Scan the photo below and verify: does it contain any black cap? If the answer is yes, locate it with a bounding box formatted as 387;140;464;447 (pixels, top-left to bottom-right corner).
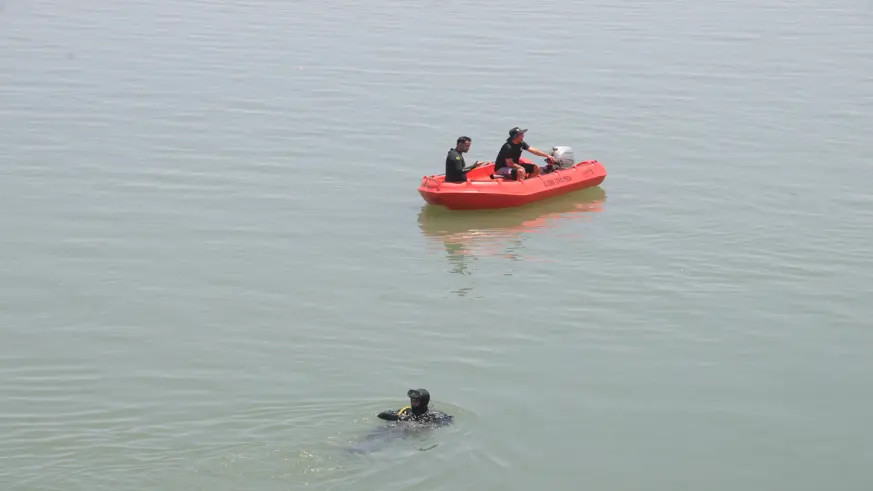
508;127;528;138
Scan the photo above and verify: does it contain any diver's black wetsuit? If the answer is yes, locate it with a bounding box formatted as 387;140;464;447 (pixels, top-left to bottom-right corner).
376;389;453;427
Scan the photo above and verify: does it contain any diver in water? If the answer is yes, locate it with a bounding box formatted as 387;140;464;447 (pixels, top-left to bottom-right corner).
347;389;451;454
376;389;452;426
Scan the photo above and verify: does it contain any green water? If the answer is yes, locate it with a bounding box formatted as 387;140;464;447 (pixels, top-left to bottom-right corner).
2;0;871;489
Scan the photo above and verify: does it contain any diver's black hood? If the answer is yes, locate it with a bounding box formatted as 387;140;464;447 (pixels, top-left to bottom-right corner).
408;388;430;416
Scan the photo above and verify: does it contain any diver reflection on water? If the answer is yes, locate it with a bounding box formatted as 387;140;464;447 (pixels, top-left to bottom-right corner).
417;186;607;275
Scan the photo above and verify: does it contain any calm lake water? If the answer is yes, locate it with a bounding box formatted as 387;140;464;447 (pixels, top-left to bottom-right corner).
2;0;872;489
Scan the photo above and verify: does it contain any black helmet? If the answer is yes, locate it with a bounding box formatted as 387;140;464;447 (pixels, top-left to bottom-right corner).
407;388;430;405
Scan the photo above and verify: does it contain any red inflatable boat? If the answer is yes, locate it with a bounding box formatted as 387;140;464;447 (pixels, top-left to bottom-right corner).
418;157;607;211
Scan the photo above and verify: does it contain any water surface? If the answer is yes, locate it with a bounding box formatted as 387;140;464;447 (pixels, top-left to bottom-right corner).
2;0;872;489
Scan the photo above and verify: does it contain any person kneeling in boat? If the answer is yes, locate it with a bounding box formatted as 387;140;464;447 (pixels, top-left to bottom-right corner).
493;127;556;180
377;389;453;426
445;136;485;183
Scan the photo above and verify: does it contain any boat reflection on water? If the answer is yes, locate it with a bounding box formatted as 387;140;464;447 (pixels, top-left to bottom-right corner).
417;187;607;275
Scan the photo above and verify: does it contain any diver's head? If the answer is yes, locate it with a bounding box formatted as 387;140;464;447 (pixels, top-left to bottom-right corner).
407;388;430;415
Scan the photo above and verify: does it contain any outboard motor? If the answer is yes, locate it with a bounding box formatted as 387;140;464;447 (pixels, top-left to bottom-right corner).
550;146;575;168
542;146;575;174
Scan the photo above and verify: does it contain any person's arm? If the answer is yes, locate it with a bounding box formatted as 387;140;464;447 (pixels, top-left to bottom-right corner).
525;145;555;161
464;160;485;171
435;412;453;425
377;410;400;421
520;141;554;162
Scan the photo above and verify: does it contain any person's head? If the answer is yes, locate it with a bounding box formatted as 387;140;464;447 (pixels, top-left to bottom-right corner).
456;136;472;153
407;388;430;415
508;127;527;144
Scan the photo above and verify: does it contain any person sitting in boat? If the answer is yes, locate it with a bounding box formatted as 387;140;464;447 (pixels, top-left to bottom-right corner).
493;127;556;180
377;388;453;426
445;136;485;183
